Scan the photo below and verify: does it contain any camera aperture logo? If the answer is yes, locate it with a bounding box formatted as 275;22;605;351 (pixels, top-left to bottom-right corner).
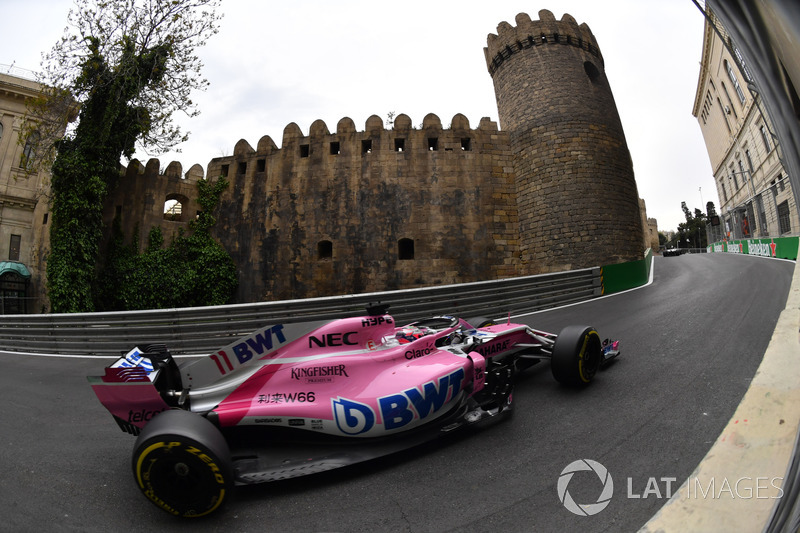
557;459;614;516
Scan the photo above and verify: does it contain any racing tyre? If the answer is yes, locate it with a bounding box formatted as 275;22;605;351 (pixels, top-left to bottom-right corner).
467;316;496;328
132;409;233;518
551;325;602;387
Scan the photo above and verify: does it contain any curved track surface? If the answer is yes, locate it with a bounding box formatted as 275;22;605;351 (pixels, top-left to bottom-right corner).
1;253;795;532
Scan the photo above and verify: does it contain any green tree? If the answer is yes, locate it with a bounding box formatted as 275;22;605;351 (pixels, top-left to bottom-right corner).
676;201;709;249
96;176;237;311
29;0;222;312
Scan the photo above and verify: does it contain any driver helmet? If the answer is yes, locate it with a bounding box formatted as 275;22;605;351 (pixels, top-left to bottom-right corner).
396;326;426;344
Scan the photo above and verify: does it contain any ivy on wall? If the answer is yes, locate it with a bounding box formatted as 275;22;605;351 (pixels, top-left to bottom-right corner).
96;177;237;311
32;0;222;312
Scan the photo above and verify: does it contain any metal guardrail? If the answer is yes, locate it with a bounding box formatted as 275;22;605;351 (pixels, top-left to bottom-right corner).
0;267;601;356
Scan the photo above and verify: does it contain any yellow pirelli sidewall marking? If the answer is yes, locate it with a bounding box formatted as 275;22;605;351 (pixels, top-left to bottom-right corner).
136;441;179;488
577;330;599;383
135;440;227;518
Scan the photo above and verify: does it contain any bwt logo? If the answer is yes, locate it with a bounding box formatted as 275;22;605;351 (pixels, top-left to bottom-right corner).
557;459;614;516
332;397;375;435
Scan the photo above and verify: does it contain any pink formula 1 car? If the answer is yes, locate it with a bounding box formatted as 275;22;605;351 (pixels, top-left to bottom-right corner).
88;305;619;517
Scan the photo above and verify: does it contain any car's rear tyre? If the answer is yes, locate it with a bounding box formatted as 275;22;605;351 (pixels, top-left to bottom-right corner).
132;409;233;518
551;325;602;386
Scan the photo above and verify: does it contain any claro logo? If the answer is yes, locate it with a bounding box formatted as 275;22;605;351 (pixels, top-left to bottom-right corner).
405;345;433;359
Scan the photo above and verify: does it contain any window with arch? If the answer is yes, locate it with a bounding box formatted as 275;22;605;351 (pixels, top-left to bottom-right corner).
745;149;754;172
163;193;189;221
725;60;746;104
717;98;731;133
398;238;414;260
778;200;791;234
20;130;39;169
9;234;21;261
760;124;772;153
720;81;738;118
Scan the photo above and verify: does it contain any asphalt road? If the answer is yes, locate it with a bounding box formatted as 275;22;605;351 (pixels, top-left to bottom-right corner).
0;253;794;532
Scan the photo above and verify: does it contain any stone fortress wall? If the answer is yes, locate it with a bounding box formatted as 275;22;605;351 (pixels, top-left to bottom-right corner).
102;10;644;304
485;10;643;271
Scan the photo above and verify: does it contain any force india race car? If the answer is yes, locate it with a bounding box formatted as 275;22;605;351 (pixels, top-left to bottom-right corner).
88;305;620;517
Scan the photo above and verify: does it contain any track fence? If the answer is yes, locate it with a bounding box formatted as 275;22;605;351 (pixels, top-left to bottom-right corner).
0;267;601;356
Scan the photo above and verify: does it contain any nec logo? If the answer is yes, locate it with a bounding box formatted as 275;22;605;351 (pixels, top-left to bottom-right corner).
309;332;358;348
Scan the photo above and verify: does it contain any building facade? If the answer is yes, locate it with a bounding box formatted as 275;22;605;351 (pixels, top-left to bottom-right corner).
692;10;798;241
0;68;54;313
704;0;800;239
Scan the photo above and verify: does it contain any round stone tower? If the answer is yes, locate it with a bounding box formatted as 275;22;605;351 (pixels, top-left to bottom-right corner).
485;10;643;272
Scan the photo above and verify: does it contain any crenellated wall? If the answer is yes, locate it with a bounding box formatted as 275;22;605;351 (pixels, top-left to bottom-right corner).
102;159;205;249
103;113;521;302
100;10;645;305
208;113;519;301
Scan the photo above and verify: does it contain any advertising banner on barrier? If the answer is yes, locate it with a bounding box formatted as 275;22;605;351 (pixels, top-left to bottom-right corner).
707;236;799;260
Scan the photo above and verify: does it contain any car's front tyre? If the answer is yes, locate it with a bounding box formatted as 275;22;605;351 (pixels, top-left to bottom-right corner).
551;325;602;386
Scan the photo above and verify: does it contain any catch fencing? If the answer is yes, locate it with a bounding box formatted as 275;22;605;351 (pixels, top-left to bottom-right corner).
0;267;601;356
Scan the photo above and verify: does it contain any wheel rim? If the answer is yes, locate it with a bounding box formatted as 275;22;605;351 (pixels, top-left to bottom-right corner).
579;333;601;382
136;440;227;517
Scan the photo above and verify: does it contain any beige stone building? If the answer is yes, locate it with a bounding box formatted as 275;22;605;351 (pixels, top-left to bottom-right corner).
639;198;659;252
0;67;55;313
692;11;798;241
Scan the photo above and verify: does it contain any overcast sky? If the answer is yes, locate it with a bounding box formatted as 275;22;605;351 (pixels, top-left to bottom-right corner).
1;0;715;232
